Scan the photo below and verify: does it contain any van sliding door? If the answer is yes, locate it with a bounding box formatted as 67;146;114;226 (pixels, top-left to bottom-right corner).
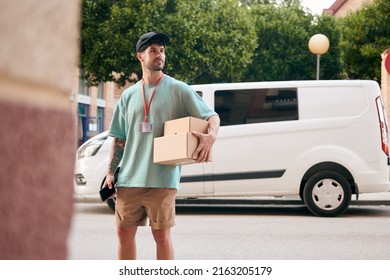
212;87;298;196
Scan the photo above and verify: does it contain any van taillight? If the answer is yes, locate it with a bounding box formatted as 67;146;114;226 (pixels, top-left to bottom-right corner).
375;97;389;156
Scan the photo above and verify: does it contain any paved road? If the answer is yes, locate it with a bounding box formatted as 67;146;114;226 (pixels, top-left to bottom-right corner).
68;201;390;260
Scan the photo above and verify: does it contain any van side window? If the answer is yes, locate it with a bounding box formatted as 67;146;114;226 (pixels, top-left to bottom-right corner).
196;91;203;97
215;88;298;126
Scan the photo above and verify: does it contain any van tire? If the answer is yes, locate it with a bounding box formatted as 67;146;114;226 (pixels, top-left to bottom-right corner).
303;171;352;217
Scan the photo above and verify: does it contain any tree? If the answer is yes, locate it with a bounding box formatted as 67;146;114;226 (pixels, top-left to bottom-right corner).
245;0;342;82
164;0;257;84
79;0;256;86
339;0;390;82
79;0;121;86
80;0;345;86
80;0;169;86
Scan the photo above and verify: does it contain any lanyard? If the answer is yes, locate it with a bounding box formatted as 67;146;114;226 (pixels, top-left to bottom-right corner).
141;74;163;123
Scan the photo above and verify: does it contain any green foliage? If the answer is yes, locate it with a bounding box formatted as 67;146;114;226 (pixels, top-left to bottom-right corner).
164;0;257;84
339;0;390;82
80;0;125;86
80;0;170;86
245;1;342;81
80;0;387;87
80;0;256;86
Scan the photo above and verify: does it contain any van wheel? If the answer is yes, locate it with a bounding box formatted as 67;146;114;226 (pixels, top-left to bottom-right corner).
303;171;351;217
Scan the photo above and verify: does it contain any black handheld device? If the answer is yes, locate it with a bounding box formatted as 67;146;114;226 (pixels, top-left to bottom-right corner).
99;183;116;202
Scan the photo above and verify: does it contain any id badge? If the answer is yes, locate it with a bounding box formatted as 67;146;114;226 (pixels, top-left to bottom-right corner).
139;122;153;133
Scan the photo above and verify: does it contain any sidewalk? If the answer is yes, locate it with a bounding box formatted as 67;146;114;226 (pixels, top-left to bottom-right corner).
352;192;390;205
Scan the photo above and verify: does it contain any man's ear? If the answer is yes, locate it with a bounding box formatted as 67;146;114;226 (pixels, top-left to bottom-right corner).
136;52;143;62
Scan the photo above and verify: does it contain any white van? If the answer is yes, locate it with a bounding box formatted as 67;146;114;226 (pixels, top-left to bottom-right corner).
74;80;390;217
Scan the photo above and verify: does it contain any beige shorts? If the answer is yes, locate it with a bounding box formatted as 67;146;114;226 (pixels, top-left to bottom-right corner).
115;187;177;230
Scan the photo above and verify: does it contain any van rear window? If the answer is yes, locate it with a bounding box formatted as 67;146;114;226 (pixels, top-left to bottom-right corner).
215;88;298;126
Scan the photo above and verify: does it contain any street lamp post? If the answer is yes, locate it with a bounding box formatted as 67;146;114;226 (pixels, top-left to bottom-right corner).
308;34;330;80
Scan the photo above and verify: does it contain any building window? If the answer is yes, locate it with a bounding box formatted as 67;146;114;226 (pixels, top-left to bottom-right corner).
78;70;89;96
97;83;104;99
77;103;89;146
97;107;104;133
215;88;298;126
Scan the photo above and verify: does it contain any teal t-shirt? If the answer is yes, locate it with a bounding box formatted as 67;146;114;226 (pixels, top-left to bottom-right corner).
108;74;217;189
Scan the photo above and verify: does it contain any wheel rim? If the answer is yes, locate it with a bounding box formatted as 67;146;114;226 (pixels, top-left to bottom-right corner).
312;178;345;210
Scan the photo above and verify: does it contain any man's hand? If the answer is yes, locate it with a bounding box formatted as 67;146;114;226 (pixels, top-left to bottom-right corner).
191;131;216;162
191;115;220;163
104;172;116;189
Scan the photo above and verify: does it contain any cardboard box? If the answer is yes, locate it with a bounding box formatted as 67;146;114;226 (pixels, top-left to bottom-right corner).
154;132;199;166
164;117;209;136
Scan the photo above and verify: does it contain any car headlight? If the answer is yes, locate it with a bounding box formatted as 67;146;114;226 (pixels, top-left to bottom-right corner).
77;138;106;159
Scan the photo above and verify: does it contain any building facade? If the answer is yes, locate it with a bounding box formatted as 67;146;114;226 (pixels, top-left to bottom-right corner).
70;69;112;146
324;0;375;17
70;69;134;146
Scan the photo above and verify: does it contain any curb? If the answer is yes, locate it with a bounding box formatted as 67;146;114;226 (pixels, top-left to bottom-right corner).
74;196;390;206
175;198;390;207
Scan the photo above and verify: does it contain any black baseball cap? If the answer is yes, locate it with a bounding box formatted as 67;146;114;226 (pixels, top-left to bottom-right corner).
136;32;170;53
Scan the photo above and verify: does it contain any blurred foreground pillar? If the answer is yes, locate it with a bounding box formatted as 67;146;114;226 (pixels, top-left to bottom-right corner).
0;1;80;259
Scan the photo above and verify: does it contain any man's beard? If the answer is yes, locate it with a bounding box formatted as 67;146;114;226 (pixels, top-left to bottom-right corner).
146;60;165;71
147;65;164;71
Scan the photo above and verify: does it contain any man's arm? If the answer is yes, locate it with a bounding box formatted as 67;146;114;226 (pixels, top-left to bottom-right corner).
192;115;220;162
104;137;126;188
207;114;220;141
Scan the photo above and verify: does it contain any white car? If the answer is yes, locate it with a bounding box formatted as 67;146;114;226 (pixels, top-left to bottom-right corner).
74;80;390;216
74;131;116;210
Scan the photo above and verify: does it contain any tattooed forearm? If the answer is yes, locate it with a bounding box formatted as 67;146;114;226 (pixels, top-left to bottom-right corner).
108;137;126;174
